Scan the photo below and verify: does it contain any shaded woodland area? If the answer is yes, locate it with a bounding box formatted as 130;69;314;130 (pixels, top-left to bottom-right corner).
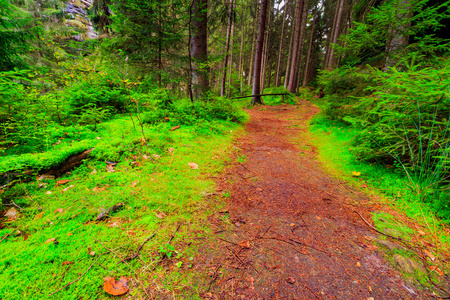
1;0;450;298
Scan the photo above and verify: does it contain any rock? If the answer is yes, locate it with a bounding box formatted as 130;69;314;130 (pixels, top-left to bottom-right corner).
383;228;403;238
393;254;425;274
375;239;405;251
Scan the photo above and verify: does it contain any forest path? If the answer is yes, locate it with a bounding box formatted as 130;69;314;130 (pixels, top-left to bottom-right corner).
195;101;428;299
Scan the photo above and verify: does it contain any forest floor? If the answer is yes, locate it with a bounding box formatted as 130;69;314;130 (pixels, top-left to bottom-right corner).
191;101;440;299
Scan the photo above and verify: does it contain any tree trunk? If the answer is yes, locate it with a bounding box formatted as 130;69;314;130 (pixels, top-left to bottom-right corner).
284;11;295;89
247;1;259;87
328;0;344;68
190;0;209;99
324;0;340;69
275;5;287;87
287;0;305;93
261;0;272;91
227;16;235;97
294;0;309;92
221;0;234;97
251;0;269;105
302;10;316;87
238;5;246;95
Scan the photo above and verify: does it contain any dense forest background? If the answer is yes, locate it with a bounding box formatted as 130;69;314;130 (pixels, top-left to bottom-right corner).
1;0;450;297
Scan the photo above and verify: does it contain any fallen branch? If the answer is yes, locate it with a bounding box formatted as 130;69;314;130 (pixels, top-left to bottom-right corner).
353;211;403;241
49;256;100;296
122;234;155;262
0;229;16;243
304;284;322;300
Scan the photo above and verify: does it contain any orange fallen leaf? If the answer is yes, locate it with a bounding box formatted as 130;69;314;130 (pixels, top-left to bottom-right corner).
34;212;44;219
131;181;138;188
103;276;129;296
152;154;161;159
238;240;251;249
93;186;107;192
170;125;181;131
424;250;436;261
62;261;73;266
356;262;361;267
37;174;55;181
361;184;368;188
106;165;115;172
56;179;72;186
54;208;64;214
188;162;198;169
352;171;361;176
315;216;322;220
61;185;74;193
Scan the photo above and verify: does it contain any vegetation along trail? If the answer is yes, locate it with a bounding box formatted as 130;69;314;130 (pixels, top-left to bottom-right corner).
195;101;432;299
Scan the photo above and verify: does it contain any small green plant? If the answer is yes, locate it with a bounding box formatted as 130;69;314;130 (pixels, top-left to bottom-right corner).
158;243;176;259
236;155;247;163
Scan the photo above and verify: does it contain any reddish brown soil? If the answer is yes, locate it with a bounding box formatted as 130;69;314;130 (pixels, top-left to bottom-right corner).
195;102;433;299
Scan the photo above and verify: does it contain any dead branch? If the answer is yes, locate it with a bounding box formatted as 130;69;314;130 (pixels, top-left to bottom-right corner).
0;229;16;243
122;234;156;263
353;211;403;241
49;256;100;296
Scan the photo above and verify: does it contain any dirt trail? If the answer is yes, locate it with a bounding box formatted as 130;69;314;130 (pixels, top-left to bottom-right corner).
196;102;431;299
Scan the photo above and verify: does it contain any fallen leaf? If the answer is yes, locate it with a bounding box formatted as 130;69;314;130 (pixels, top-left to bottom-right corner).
424;250;436;261
56;179;72;186
286;277;295;284
0;189;4;194
363;236;373;241
45;191;52;195
54;208;64;214
188;162;199;169
45;238;56;244
106;165;115;172
131;181;138;188
90;169;97;175
170;125;181;131
142;155;149;160
89;251;96;256
168;147;174;154
67;233;73;236
152;154;161;159
429;266;445;276
315;216;322;220
290;223;296;227
62;261;73;266
34;212;44;219
93;186;107;192
418;230;426;236
352;171;361;176
61;185;74;193
5;208;19;221
155;211;167;219
96;137;101;140
164;117;170;121
356;262;361;267
361;184;368;188
140;137;146;145
238;240;251;249
103;276;129;296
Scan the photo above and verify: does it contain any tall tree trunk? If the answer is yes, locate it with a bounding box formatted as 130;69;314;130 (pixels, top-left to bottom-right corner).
267;56;273;88
287;0;305;93
328;0;344;68
238;5;246;95
302;10;316;87
190;0;208;99
275;5;287;87
284;11;295;89
251;0;269;105
158;3;162;88
227;17;235;97
260;0;272;91
247;0;259;87
324;0;340;69
221;0;234;97
294;0;309;92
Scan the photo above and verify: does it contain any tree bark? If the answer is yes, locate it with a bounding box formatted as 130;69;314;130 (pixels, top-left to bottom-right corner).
287;0;305;93
302;9;316;87
221;0;234;97
238;4;246;95
190;0;209;99
275;5;287;87
284;11;295;89
227;15;235;97
251;0;269;105
294;0;309;92
247;0;259;87
328;0;344;68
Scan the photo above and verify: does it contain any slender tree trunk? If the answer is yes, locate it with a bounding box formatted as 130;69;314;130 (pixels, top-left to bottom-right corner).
251;0;269;105
324;0;340;68
158;3;162;88
284;12;295;89
238;6;246;95
221;0;234;97
267;56;273;88
247;0;259;87
227;17;235;97
190;0;208;99
329;0;344;68
295;0;309;92
287;0;305;93
275;6;287;87
261;0;272;91
303;10;316;87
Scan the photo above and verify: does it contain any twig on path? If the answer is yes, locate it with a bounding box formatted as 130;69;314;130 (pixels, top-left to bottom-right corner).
49;256;100;297
257;226;271;239
122;234;155;263
217;237;238;245
336;256;351;277
353;211;403;241
3;201;24;210
262;236;308;255
0;229;16;243
304;284;323;300
288;238;330;255
97;239;138;275
168;224;181;244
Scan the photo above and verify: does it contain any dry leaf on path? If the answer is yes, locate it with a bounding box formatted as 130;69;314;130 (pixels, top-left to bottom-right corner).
238;240;251;249
56;179;72;186
424;250;436;261
106;164;115;172
5;208;19;221
34;212;44;219
131;181;138;188
429;266;445;276
93;186;107;192
45;238;56;244
352;171;361;176
62;261;73;266
103;276;129;296
37;174;55;181
170;125;181;131
286;277;295;284
152;154;161;159
188;162;199;169
54;208;64;214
